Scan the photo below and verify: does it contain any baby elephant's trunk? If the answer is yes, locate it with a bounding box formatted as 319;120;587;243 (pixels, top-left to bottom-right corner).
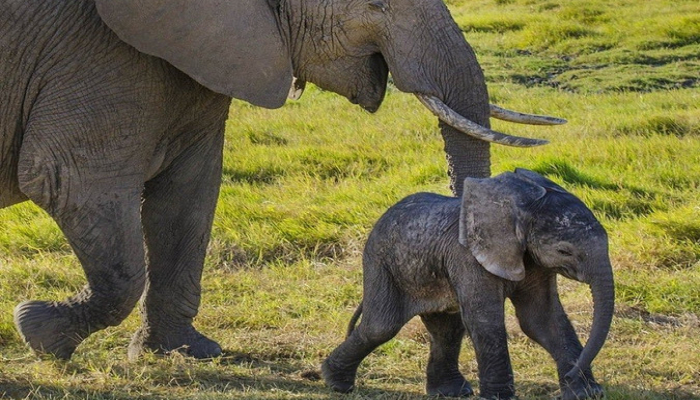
566;267;615;381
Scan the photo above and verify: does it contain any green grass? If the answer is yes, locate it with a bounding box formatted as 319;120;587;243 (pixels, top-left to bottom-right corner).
1;0;699;398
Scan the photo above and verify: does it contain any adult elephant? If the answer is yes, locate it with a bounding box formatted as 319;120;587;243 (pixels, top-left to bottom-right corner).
0;0;564;360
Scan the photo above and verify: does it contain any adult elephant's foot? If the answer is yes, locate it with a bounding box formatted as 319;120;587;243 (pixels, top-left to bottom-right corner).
128;325;222;360
426;376;474;397
321;357;357;393
14;300;86;360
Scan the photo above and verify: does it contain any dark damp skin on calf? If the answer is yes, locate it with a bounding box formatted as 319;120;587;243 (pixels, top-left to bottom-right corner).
323;170;613;400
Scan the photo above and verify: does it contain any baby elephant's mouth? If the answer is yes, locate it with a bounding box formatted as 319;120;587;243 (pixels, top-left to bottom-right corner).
556;266;582;282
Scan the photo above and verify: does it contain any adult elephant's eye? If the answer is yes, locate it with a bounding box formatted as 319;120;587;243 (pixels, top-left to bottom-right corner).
367;0;388;13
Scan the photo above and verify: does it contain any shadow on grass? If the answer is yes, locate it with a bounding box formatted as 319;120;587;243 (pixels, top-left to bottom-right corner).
603;384;700;400
2;352;697;399
528;159;663;220
508;380;699;400
0;383;140;400
0;368;425;400
1;375;698;400
530;159;621;191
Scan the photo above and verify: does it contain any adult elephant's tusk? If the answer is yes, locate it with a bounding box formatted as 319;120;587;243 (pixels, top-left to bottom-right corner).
288;77;306;100
490;104;567;125
416;94;549;147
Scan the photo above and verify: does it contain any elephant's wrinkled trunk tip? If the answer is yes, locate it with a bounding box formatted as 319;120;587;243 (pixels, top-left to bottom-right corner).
415;94;549;147
489;104;567;125
566;271;615;381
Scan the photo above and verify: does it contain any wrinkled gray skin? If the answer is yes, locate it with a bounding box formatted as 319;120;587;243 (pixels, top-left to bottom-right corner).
1;0;546;359
323;169;614;400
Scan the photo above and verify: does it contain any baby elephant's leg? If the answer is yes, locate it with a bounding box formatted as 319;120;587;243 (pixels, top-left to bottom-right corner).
322;321;402;393
511;279;603;400
323;278;408;393
421;312;473;397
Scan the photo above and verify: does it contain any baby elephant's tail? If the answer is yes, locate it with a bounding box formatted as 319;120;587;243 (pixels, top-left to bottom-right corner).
345;302;363;338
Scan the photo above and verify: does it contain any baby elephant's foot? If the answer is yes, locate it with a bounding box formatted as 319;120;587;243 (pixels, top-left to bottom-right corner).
128;325;222;360
426;376;474;397
14;301;85;360
478;384;516;400
321;357;357;393
561;375;604;400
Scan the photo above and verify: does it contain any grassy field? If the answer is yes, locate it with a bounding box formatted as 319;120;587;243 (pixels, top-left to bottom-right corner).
1;0;698;398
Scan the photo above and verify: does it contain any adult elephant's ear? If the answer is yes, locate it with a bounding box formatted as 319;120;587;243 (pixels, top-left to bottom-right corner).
459;175;528;281
95;0;293;109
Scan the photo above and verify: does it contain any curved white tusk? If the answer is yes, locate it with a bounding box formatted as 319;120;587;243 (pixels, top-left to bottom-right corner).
416;94;548;148
490;104;567;125
287;77;306;100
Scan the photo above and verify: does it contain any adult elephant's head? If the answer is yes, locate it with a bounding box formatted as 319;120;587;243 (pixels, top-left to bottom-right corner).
95;0;564;194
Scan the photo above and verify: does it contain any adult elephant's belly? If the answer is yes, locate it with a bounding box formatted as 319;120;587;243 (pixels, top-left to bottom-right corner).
0;123;29;209
0;1;40;209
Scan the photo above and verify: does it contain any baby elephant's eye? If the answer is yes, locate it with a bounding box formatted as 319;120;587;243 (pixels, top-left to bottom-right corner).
557;248;574;257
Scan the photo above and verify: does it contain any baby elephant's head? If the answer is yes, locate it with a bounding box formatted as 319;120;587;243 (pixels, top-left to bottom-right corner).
459;168;614;382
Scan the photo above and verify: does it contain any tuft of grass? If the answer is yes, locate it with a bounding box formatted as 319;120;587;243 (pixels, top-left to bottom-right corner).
246;130;289;146
454;14;528;34
516;20;596;49
613;206;700;272
615;114;699;138
558;4;608;24
0;203;68;255
573;44;700;66
660;15;700;48
553;63;699;93
617;268;700;315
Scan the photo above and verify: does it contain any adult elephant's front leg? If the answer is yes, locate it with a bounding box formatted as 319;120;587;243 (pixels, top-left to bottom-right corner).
14;182;147;359
129;131;224;359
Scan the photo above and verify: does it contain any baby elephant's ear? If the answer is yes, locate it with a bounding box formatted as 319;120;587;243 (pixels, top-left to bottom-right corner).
514;168;568;194
459;176;527;281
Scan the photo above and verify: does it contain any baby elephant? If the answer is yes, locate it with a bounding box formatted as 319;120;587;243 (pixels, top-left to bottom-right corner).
323;169;614;400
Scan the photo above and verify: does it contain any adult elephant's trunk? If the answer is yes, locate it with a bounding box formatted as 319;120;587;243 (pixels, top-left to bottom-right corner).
566;266;615;381
379;1;562;195
430;44;494;196
417;28;495;195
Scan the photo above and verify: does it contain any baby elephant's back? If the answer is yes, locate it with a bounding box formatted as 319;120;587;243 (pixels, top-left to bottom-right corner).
364;192;461;289
369;192;459;243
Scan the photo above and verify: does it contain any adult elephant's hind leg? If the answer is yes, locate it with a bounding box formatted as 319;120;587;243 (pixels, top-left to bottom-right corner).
129;131;224;360
14;184;146;359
